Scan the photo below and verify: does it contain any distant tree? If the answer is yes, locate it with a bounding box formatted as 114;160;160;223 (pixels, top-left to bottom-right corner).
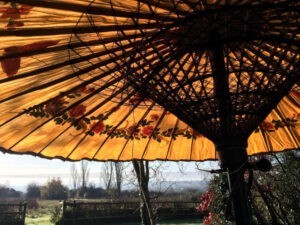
102;162;114;192
0;185;22;198
26;183;41;199
114;162;124;197
101;162;125;197
132;160;155;225
70;163;80;191
84;184;106;198
40;178;68;200
79;160;89;197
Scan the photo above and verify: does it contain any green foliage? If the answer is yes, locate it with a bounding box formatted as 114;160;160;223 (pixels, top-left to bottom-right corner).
252;152;300;224
26;200;60;225
50;205;62;225
203;151;300;225
40;178;68;200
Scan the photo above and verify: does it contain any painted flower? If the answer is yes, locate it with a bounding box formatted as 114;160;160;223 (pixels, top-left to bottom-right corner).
260;121;275;131
90;121;105;133
1;5;33;28
76;86;94;94
0;7;20;19
142;126;154;137
0;5;32;18
126;125;139;137
150;114;159;121
18;5;33;15
69;104;86;118
45;98;67;116
1;46;20;77
1;41;59;76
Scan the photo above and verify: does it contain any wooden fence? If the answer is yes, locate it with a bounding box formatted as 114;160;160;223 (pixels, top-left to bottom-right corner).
60;200;200;225
0;202;27;225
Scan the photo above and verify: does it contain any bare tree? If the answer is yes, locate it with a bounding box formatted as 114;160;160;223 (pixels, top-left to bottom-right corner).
114;162;124;197
80;160;90;196
132;160;155;225
70;163;80;191
101;162;114;192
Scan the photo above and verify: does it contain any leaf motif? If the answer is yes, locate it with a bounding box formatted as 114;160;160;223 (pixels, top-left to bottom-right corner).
54;118;63;125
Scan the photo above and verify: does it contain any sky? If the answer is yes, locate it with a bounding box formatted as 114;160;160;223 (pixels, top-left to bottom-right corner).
0;152;218;192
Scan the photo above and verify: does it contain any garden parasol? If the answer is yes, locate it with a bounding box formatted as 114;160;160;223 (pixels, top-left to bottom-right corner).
0;0;299;224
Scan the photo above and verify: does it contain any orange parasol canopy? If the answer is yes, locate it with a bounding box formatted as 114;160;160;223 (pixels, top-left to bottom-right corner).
0;0;299;162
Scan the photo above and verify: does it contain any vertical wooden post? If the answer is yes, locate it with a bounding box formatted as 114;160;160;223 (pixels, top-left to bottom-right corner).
217;141;251;225
72;200;76;225
22;201;27;225
61;200;66;225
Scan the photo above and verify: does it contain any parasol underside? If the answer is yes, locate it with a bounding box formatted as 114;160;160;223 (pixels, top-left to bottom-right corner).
0;0;299;161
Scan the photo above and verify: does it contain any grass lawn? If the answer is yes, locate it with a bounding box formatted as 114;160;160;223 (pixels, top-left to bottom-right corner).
123;219;203;225
25;200;59;225
25;200;203;225
26;214;52;225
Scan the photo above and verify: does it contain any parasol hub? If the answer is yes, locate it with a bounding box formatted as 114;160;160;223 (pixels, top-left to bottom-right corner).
214;138;248;170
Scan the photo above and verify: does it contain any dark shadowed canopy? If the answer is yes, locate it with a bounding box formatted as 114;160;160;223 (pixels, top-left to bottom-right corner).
0;0;299;162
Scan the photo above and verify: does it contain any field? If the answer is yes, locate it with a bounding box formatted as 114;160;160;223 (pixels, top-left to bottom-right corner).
25;200;59;225
25;200;203;225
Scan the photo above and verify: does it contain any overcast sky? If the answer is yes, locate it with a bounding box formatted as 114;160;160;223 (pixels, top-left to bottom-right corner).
0;152;218;192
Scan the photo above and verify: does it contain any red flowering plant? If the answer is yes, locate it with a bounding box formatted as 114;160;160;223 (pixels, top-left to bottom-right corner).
203;212;220;225
195;189;224;225
196;189;213;214
196;174;233;225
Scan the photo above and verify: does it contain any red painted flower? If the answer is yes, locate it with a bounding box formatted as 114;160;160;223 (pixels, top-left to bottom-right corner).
1;5;32;18
260;121;275;131
1;7;20;19
76;86;94;94
45;98;67;117
142;126;154;137
150;114;159;121
126;125;139;137
18;5;33;15
90;121;105;133
1;46;20;77
1;41;59;76
69;104;86;118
